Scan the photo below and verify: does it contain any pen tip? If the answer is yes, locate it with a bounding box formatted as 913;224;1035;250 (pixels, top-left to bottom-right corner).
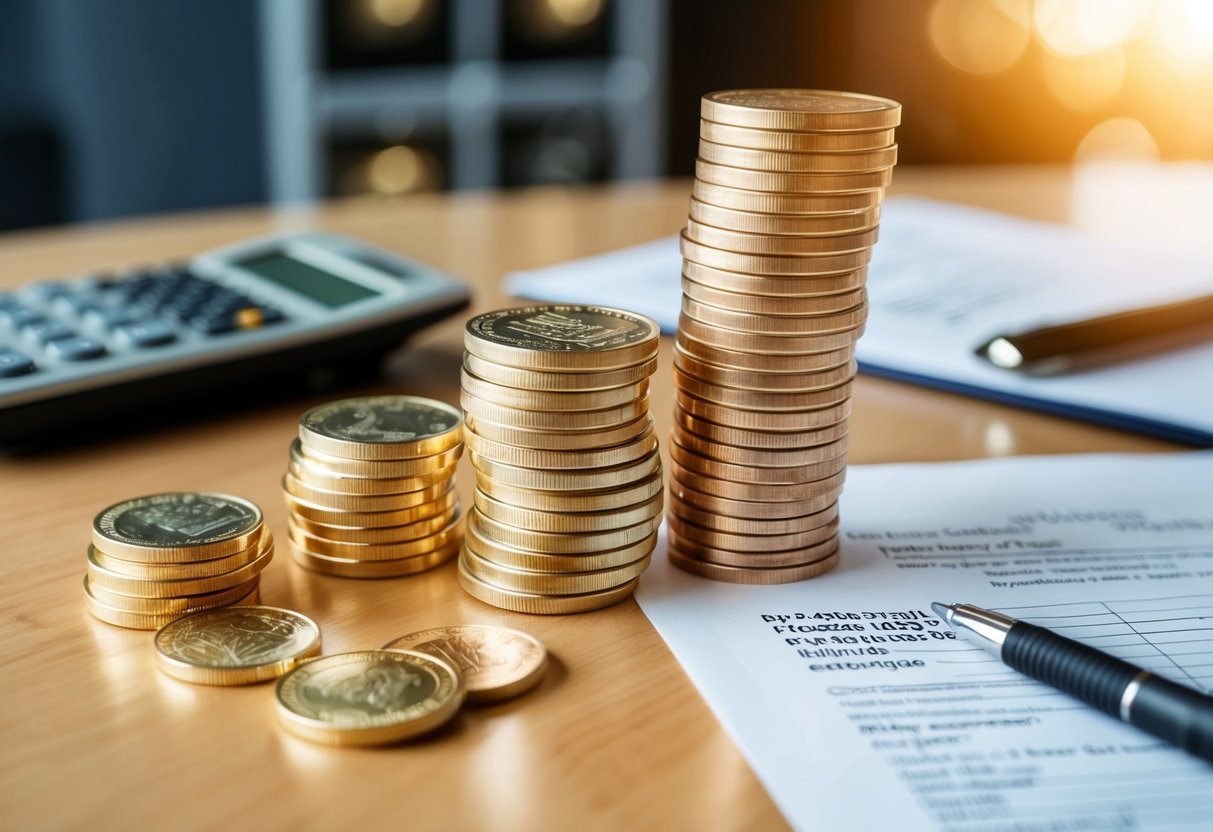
930;602;950;620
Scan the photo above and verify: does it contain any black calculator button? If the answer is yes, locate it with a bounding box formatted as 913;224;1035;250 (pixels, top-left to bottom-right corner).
258;307;286;325
0;350;37;378
85;307;143;329
189;313;237;335
0;306;46;329
52;293;102;316
45;336;107;361
22;321;77;344
114;321;176;348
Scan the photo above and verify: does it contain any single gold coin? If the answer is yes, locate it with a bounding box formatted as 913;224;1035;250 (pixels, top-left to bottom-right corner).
669;457;846;502
667;490;839;535
283;473;454;512
92;493;264;563
460;368;649;412
464;522;659;572
88;540;264;580
668;536;840;585
685;219;879;256
284;484;458;528
674;367;854;412
293;439;463;478
674;404;850;450
290;538;460;578
681;297;869;335
669;439;848;485
154;606;322;686
666;512;841;558
288;504;459;545
475;468;663;512
382;625;547;705
700;89;902;132
86;540;274;599
458;561;639;615
84;577;260;630
678;314;865;354
299;396;463;460
275;649;465;746
465;305;660;371
669;469;839;519
700;120;896;151
692;180;882;215
675;329;856;374
681;233;871;276
674;346;857;393
83;574;262;615
287;513;462;562
689;199;880;236
469;447;661;492
683;260;868;298
463;353;657;392
672;422;848;467
681;279;867;316
698;140;898;173
675;388;851;431
464;413;652;451
460;547;651;595
461;390;651;433
472;487;664;534
287;460;458;497
465;423;657;470
695;160;892;193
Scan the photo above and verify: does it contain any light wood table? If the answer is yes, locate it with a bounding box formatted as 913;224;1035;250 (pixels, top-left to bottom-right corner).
0;169;1186;830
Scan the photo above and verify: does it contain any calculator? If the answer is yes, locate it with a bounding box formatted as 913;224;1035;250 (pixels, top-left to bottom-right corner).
0;232;470;448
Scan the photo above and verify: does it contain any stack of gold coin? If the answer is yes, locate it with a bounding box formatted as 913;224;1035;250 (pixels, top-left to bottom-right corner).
671;89;901;584
283;396;464;577
458;305;663;613
83;493;271;630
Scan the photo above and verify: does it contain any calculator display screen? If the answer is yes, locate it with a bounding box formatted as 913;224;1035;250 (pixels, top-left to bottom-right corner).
236;252;379;307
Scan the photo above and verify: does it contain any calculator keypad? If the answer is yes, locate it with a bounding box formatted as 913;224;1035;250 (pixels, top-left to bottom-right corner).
0;268;287;382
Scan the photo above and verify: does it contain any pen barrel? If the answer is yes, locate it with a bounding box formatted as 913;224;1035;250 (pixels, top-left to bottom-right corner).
1002;623;1141;719
1130;677;1213;764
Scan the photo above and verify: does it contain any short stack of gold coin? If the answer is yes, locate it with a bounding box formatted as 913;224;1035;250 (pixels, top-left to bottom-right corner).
283;396;464;577
458;305;663;613
84;493;271;630
670;89;901;584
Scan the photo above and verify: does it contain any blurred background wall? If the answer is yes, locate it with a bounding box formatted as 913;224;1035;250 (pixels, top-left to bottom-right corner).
1;0;1210;231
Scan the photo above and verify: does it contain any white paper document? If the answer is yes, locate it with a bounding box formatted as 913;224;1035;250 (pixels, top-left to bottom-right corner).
635;453;1213;831
504;198;1213;443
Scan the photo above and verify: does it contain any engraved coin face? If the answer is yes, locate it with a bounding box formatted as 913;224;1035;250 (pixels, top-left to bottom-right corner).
94;493;262;549
154;606;322;685
706;89;893;114
301;397;462;444
383;625;547;704
275;650;464;746
467;306;658;355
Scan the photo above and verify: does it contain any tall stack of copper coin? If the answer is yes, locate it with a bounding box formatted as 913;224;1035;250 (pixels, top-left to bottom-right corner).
283;396;464;578
458;305;663;613
669;89;901;584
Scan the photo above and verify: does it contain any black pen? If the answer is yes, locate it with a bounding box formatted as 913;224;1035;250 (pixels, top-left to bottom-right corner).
932;602;1213;764
974;293;1213;375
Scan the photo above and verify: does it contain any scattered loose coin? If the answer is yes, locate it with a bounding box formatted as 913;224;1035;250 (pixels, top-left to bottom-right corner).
154;606;322;686
382;625;548;704
275;650;465;746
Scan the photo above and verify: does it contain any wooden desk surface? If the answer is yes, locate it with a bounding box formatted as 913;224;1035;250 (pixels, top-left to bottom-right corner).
0;169;1185;830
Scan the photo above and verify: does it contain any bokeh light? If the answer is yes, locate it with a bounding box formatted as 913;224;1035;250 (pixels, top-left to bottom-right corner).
353;145;441;196
1033;0;1151;56
545;0;604;28
1151;0;1213;73
1041;46;1126;112
367;0;428;28
1075;117;1160;162
927;0;1031;75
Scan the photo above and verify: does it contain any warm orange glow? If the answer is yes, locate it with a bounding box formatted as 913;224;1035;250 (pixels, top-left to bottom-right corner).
544;0;604;28
1075;118;1160;162
1033;0;1151;56
927;0;1031;74
367;0;428;28
1041;46;1126;112
1151;0;1213;72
